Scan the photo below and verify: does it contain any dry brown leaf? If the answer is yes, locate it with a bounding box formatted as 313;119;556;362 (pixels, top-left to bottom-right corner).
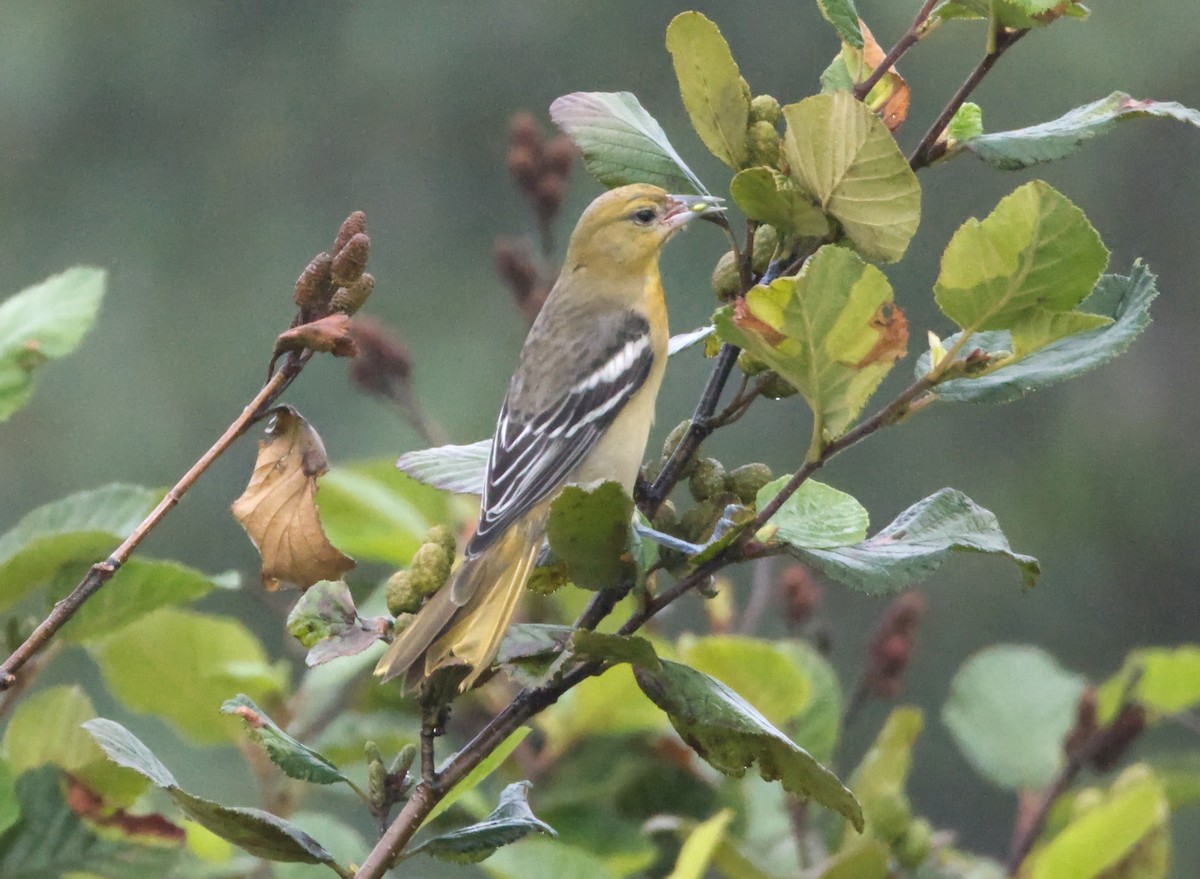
858;21;911;132
852;302;909;368
231;406;354;590
271;313;358;371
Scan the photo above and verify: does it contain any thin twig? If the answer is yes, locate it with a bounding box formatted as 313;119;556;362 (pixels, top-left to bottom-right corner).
736;556;775;636
642;343;740;516
853;0;942;101
908;28;1028;170
0;351;313;690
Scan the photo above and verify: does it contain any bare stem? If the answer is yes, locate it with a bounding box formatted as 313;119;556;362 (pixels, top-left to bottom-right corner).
852;0;942;101
0;351;312;690
909;28;1028;170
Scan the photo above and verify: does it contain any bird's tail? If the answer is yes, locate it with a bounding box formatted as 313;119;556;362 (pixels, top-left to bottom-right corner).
373;512;543;690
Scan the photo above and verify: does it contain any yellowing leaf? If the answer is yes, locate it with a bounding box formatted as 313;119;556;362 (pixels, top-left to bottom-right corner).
822;21;910;132
934;181;1110;356
782;93;920;262
231;407;354;590
714;245;906;442
666;12;750;168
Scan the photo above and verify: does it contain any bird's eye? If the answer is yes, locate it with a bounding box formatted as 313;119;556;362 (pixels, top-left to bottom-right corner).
631;207;657;225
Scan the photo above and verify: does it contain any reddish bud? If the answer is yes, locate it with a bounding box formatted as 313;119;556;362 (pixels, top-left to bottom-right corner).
349;316;413;401
779;564;821;625
506;144;541;189
1064;687;1100;760
1091;703;1147;771
543;135;577;177
494;236;547;323
864;591;926;700
333;210;367;256
533;174;566;222
508;111;544;153
331;232;370;287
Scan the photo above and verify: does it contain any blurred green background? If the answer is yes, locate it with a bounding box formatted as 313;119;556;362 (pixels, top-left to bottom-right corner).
1;0;1197;873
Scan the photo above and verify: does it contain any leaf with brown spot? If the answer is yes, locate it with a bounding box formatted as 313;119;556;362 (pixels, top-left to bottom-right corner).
852;302;909;368
231;407;354;590
271;313;358;370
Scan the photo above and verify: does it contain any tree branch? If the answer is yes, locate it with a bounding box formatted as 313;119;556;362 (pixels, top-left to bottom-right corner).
0;350;312;690
852;0;942;102
909;27;1028;170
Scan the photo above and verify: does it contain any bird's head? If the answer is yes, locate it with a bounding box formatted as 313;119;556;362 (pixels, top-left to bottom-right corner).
564;183;724;274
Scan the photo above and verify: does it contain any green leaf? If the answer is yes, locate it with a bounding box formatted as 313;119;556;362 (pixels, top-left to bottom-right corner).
934;181;1110;355
1025;768;1169;879
782;93;921;262
1097;645;1200;723
539;666;667;751
545;482;634;590
550;91;706;194
667;809;734;879
3;685;148;806
0;483;158;615
677;634;812;730
729;167;830;237
921;263;1157;404
58;558;233;643
396;438;490;495
795;488;1040;594
845;707;922;842
714;245;907;441
955;92;1200;170
779;640;843;764
571;630;661;671
815;0;863;48
756;477;869;549
220;694;349;787
818;840;890;879
665;12;750;169
1149;753;1200;812
0;766;182;879
91;607;287;744
427;727;532;823
482;837;619;879
285;579;389;666
317;458;448;566
947;102;985;142
991;0;1090;29
0;760;17;840
84;719;340;867
943;645;1086;790
634;659;862;829
0;267;106;421
413;781;555;864
276;812;369;879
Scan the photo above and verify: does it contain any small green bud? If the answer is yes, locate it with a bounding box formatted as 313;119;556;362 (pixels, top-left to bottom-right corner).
749;94;782;125
679;499;722;543
526;560;569;595
409;543;452;596
869;789;912;843
751;225;779;275
893;817;933;868
390;743;417;778
385;570;423;616
652;499;678;533
689;458;727;502
747;120;782;168
424;524;457;558
737;350;770;376
946;101;984;143
726;463;773;505
711;250;740;301
662;421;691;460
759;371;799;399
365;740;387;809
640;458;663;487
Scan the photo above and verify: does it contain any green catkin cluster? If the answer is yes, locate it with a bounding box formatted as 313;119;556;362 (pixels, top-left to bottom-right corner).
385;525;457;616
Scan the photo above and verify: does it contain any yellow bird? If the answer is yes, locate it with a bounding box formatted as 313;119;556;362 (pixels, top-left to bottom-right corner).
375;183;721;689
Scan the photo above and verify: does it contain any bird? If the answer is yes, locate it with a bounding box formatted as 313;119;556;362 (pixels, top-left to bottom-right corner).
375;183;721;689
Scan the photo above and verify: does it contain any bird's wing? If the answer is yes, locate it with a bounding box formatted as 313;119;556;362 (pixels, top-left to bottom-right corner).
466;310;654;557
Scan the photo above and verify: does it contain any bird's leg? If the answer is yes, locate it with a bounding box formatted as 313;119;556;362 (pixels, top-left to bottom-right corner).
632;520;706;556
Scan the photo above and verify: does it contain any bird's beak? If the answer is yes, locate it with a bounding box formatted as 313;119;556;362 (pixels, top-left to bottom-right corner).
663;194;725;230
